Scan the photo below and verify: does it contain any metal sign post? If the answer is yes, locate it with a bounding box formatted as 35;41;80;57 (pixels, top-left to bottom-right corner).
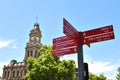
77;44;84;80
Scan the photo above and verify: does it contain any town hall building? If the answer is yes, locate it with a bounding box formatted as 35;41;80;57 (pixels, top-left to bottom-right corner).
2;23;42;80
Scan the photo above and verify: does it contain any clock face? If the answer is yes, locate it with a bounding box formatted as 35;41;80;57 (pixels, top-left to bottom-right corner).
31;37;34;40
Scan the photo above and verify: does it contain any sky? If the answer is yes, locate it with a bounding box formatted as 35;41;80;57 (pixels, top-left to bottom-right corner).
0;0;120;79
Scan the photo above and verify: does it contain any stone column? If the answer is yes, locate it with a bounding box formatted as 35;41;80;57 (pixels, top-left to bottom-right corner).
34;50;36;58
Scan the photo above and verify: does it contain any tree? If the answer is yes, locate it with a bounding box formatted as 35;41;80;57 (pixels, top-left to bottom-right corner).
116;67;120;80
98;74;107;80
89;72;107;80
24;44;77;80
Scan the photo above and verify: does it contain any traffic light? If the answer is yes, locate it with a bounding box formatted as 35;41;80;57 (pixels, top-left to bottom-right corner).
84;63;89;80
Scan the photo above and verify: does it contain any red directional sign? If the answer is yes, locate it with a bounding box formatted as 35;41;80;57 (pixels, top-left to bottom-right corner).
52;36;77;56
53;36;77;49
83;25;113;37
63;18;79;40
83;25;115;45
84;32;114;44
52;46;77;56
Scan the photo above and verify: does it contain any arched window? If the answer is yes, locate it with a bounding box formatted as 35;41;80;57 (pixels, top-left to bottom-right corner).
35;50;37;58
27;51;29;57
4;71;6;78
13;71;15;77
7;71;10;77
31;50;33;56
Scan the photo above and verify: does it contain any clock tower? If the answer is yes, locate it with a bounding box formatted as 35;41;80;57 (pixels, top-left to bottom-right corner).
2;22;42;80
24;23;42;61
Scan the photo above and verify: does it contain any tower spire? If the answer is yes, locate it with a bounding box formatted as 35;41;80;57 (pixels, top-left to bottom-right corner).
34;16;39;26
36;16;38;24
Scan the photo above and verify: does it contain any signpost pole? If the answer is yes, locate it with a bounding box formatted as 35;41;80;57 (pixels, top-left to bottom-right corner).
77;44;84;80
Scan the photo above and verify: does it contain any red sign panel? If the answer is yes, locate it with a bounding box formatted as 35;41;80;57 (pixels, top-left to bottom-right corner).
53;36;75;44
83;25;115;44
84;32;114;44
53;36;77;50
52;46;77;56
83;25;113;37
63;18;78;40
52;36;77;56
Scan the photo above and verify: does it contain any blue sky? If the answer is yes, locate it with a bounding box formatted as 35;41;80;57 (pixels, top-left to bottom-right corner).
0;0;120;79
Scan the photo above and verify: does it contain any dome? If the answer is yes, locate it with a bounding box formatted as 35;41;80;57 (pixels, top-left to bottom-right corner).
10;59;17;65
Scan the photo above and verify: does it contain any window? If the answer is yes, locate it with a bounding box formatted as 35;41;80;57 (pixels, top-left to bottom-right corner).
35;50;37;58
8;71;10;78
27;51;29;57
13;71;15;77
31;50;33;56
4;71;6;78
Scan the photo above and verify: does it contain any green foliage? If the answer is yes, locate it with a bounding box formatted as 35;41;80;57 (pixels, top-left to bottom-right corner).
116;67;120;80
98;74;107;80
89;72;107;80
89;73;98;80
24;44;77;80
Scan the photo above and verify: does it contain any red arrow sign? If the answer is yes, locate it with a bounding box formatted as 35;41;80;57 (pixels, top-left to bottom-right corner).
63;18;79;40
52;46;77;56
83;25;113;37
84;31;114;44
83;25;115;45
52;36;77;56
53;36;77;50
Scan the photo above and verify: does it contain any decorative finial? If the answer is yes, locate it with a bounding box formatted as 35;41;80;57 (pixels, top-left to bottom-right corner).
34;16;39;26
36;16;38;23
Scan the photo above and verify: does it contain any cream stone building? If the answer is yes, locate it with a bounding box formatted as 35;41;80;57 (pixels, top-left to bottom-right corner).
2;23;42;80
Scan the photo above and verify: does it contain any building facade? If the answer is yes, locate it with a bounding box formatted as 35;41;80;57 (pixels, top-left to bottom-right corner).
2;23;42;80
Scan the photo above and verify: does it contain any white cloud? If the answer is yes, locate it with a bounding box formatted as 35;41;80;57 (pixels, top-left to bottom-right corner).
60;55;77;61
60;54;78;66
88;61;116;73
0;62;9;77
0;40;17;48
60;55;117;79
60;55;116;73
